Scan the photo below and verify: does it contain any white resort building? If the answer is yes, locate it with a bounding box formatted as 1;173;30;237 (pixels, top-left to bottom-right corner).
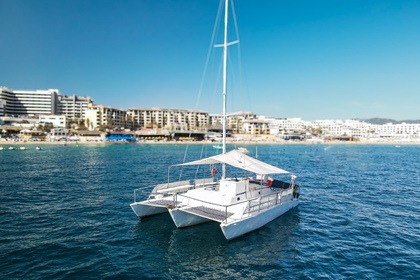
0;87;59;116
0;86;92;123
39;115;67;128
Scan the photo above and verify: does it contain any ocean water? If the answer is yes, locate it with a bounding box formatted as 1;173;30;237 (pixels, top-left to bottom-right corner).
0;143;419;279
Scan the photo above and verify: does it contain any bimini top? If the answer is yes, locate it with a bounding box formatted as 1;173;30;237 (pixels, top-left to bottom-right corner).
175;149;289;175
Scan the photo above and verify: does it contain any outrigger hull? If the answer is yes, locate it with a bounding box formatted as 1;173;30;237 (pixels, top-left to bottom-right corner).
220;199;299;240
130;200;171;218
169;208;211;228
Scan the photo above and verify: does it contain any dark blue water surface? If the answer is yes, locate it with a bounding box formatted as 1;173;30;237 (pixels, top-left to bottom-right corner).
1;144;419;279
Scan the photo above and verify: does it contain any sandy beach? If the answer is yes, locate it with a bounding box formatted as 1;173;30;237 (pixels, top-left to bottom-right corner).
1;138;419;146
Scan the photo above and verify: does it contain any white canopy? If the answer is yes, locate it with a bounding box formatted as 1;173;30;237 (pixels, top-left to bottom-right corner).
175;149;289;175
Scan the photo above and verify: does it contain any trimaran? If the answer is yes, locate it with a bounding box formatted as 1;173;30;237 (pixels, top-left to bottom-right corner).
130;0;300;240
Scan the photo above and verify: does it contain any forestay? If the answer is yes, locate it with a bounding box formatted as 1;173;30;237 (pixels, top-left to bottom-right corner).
174;149;289;175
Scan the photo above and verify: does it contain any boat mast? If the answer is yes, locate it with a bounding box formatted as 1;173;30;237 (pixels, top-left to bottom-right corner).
221;0;229;179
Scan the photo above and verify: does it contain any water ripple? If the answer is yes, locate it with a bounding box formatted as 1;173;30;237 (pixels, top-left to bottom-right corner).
0;144;419;279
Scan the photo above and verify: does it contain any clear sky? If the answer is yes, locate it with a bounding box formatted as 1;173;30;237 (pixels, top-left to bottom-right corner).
1;0;419;121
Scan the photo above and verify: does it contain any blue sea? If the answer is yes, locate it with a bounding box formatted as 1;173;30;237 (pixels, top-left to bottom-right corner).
1;143;419;279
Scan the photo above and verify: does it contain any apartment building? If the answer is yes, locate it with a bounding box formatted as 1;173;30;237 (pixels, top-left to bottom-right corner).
209;112;256;133
372;122;420;138
300;119;420;139
227;112;256;133
85;105;127;131
242;119;270;134
261;117;306;135
127;108;209;131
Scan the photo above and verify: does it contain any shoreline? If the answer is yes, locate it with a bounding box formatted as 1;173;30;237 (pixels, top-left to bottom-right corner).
1;139;419;146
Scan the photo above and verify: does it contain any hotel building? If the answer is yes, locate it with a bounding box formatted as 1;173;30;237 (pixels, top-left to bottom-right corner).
1;87;58;116
58;95;93;120
0;87;13;116
242;119;270;135
0;86;92;122
209;112;256;133
127;108;209;132
85;104;127;131
1;88;59;116
0;100;5;116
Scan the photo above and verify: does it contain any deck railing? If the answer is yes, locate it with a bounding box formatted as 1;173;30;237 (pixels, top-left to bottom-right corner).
176;186;293;223
133;186;154;203
243;189;289;216
133;177;216;203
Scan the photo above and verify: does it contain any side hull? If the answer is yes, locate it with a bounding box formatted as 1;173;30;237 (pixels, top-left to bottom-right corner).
130;202;168;218
220;199;299;240
169;208;211;228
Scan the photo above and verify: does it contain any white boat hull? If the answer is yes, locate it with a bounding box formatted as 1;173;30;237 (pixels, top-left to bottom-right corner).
130;201;168;218
220;199;299;240
169;208;211;228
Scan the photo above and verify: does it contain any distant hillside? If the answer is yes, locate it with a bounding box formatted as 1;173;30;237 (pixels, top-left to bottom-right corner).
359;118;420;125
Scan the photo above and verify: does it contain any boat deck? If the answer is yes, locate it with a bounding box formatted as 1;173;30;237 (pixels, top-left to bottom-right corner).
182;206;234;222
144;199;178;208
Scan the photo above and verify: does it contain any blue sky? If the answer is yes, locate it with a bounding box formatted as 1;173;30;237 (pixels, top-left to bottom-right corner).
1;0;419;121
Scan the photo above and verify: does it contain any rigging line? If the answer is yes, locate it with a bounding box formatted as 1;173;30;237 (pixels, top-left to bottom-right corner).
231;0;240;44
205;46;222;119
183;1;223;171
230;0;241;100
212;54;224;104
204;51;223;119
227;48;239;112
194;0;224;109
230;0;252;113
179;144;189;181
194;144;206;179
178;1;223;176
